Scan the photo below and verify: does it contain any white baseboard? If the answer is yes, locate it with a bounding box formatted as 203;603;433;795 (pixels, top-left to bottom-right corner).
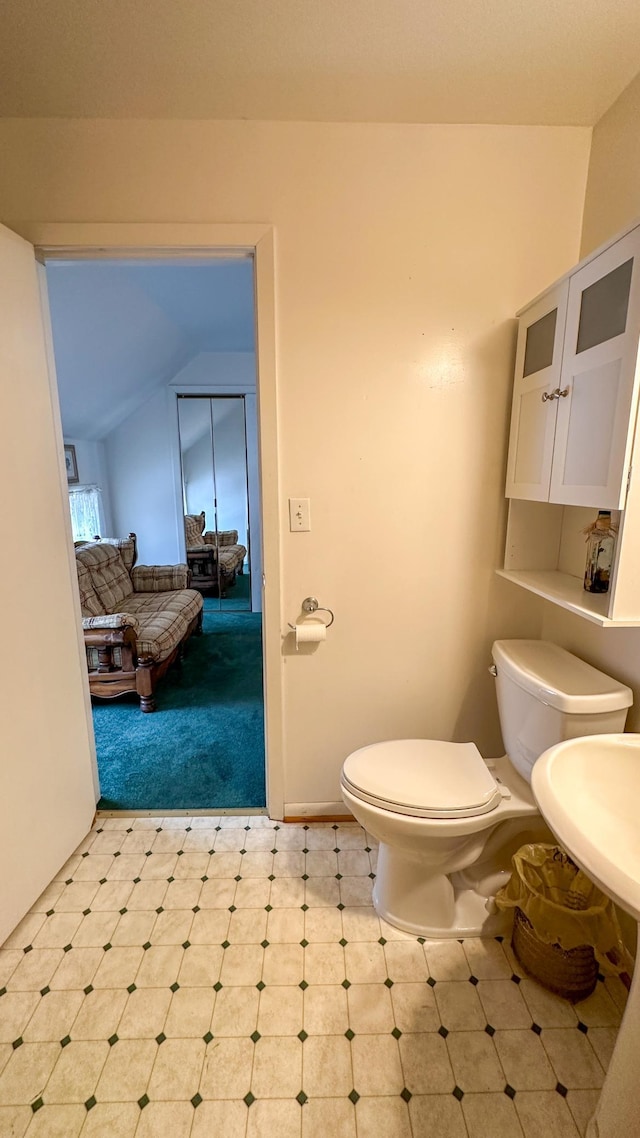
284;801;353;818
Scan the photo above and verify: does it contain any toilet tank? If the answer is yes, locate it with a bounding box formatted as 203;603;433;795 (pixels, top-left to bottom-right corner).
491;640;633;783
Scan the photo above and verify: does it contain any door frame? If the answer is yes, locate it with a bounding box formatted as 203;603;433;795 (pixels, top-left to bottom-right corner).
25;222;284;820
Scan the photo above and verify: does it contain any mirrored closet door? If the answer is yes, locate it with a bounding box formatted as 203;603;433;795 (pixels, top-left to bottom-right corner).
178;394;251;611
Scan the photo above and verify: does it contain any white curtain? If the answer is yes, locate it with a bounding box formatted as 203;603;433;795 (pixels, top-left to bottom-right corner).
69;485;102;542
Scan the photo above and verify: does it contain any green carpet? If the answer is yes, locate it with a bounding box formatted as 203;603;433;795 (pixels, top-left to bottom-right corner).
94;602;265;811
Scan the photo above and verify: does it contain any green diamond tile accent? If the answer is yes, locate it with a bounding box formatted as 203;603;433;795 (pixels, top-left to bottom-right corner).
23;945;32;954
261;940;270;949
12;1037;22;1050
170;982;180;993
384;979;394;988
485;1024;495;1037
235;875;242;882
365;846;371;853
84;1094;97;1112
81;852;89;858
505;1084;516;1099
214;982;223;992
138;1094;150;1110
229;905;237;913
183;941;191;950
127;983;136;994
453;1086;464;1101
256;981;265;991
84;984;94;995
31;1098;44;1114
301;904;308;912
133;877;140;884
126;827;133;833
200;876;208;883
167;876;175;883
400;1088;412;1103
296;1091;308;1105
156;906;164;914
39;987;49;997
155;1033;166;1045
531;1023;542;1035
298;1030;308;1042
341;979;351;989
427;977;436;988
268;875;275;882
113;851;121;858
334;847;340;853
65;878;73;885
108;1033;119;1046
203;1031;213;1044
469;975;479;986
191;1093;203;1108
250;1031;261;1043
299;980;309;990
119;908;128;916
60;1035;71;1048
271;848;277;855
46;909;54;917
335;874;343;880
300;939;308;948
193;905;201;913
337;903;345;911
156;826;163;833
556;1082;568;1097
302;874;309;881
577;1022;589;1034
392;1027;402;1040
244;825;251;831
240;849;247;855
221;941;230;950
186;826;192;832
339;938;347;947
63;944;73;953
265;905;273;912
438;1026;449;1039
142;942;151;951
208;849;215;856
348;1090;360;1105
345;1028;355;1041
244;1092;255;1107
368;873;375;880
103;943;112;952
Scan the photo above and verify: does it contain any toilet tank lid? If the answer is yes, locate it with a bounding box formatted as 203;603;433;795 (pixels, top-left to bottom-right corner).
492;640;633;715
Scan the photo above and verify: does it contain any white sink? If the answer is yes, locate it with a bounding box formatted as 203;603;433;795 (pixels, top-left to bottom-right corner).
532;733;640;921
532;733;640;1138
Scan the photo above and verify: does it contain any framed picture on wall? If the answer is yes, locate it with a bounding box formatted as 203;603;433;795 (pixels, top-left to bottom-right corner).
64;444;79;484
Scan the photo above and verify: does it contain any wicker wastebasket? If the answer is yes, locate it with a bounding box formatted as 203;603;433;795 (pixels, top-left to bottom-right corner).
496;844;625;1002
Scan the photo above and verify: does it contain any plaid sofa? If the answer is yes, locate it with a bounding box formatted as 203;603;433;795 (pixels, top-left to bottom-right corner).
75;534;203;712
184;512;247;594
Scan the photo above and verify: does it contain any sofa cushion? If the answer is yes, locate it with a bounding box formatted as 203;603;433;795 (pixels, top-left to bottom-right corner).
132;610;191;663
76;560;106;618
124;587;203;629
185;513;205;547
76;543;134;611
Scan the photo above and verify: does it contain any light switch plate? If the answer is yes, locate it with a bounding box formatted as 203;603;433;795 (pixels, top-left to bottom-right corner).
289;497;311;531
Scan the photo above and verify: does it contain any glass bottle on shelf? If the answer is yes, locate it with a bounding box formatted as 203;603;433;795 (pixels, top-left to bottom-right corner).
584;510;617;594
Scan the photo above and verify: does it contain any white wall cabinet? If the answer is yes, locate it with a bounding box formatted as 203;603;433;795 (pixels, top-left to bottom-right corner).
500;221;640;626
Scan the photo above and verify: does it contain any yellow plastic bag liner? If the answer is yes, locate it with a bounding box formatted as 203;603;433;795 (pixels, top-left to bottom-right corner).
495;843;629;971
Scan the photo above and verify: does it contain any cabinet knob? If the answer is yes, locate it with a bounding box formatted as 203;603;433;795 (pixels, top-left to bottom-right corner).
542;391;554;402
555;387;569;398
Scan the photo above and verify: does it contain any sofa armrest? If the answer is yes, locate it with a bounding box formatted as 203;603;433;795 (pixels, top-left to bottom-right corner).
204;529;238;547
131;564;191;592
82;613;140;634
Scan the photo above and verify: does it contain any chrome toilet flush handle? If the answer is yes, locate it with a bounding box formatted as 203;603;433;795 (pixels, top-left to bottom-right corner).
542;387;570;402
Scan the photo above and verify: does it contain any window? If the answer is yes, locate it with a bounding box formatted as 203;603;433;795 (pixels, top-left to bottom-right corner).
68;485;102;542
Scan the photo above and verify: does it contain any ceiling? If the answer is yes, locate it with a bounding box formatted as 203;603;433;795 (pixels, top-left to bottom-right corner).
1;1;640;126
47;258;255;440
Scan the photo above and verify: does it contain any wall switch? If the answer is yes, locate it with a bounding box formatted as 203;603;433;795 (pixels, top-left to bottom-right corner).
289;497;311;531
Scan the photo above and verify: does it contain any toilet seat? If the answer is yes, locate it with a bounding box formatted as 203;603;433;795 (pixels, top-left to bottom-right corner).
342;739;503;819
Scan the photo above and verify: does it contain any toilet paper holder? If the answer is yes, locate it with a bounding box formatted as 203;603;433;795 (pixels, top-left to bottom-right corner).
288;596;335;630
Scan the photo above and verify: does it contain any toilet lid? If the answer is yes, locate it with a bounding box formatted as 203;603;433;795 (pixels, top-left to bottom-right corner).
342;740;502;819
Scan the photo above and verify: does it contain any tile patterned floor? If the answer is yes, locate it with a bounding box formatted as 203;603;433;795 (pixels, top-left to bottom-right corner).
0;816;629;1138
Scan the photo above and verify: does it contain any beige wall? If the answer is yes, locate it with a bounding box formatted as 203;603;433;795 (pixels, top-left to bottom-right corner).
540;76;640;735
581;71;640;257
0;119;591;811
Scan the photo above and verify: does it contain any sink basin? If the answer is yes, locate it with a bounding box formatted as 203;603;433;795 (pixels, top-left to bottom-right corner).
532;733;640;1138
532;733;640;921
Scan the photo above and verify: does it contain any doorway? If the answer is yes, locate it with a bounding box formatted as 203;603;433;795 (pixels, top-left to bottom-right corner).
45;252;268;812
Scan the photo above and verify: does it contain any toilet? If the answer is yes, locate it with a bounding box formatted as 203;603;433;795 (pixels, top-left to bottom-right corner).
341;640;632;939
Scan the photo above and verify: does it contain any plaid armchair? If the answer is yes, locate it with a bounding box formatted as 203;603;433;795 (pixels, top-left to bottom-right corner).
75;534;203;712
184;512;247;595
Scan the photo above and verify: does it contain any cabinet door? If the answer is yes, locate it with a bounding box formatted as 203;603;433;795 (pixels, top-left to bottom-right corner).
550;228;640;508
505;284;568;501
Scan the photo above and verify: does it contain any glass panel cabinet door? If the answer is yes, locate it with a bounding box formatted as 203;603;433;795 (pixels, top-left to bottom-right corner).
505;283;569;502
550;228;640;509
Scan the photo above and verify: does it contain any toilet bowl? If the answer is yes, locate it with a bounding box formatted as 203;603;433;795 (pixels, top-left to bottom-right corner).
341;640;633;938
